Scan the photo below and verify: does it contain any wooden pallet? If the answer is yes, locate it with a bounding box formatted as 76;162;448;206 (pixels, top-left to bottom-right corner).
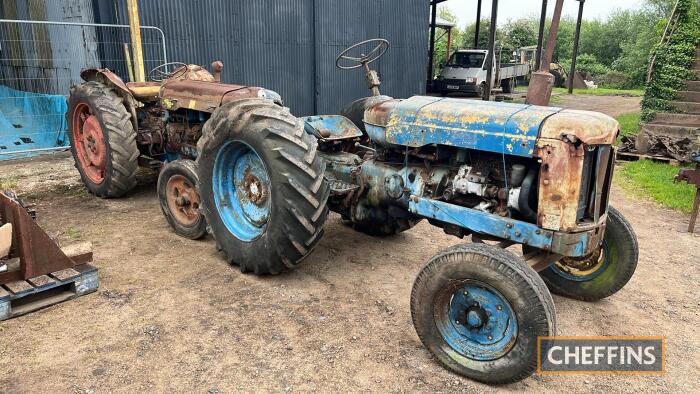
0;263;98;321
616;151;683;166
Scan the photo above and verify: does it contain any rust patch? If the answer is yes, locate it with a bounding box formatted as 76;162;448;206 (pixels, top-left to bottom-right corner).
160;80;263;113
535;138;585;231
540;109;619;145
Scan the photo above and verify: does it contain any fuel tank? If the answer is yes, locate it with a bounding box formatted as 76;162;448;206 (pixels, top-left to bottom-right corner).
363;96;617;157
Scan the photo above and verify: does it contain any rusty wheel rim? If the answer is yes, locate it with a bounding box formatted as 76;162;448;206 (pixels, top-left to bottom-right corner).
72;102;107;184
553;240;609;282
165;174;201;227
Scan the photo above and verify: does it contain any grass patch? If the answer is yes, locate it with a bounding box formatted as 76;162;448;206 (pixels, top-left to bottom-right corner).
617;160;696;214
0;175;19;190
63;227;84;241
614;111;642;144
552;87;645;96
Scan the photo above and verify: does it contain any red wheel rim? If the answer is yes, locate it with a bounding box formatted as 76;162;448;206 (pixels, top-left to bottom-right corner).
165;175;201;227
72;102;107;184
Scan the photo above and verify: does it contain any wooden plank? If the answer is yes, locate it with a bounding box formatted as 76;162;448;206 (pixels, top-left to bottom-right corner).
27;275;56;289
4;280;34;296
0;286;9;299
49;268;80;282
60;242;92;260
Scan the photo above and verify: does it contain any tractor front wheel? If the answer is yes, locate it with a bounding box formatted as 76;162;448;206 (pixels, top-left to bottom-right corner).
157;160;207;240
197;99;329;275
411;243;555;384
536;206;638;301
67;81;139;198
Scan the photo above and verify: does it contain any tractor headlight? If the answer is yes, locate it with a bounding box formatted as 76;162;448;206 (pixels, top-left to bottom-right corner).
258;89;283;105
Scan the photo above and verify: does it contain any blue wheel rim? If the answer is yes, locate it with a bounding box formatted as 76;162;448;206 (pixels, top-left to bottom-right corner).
213;140;271;242
551;240;609;282
435;280;518;361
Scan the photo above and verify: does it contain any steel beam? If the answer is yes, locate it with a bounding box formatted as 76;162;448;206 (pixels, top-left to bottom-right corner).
474;0;482;48
427;1;438;90
483;0;498;101
535;0;548;70
126;0;145;82
568;0;586;93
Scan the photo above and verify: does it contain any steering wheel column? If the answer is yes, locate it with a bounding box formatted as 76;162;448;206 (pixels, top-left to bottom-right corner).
336;39;390;97
363;63;382;97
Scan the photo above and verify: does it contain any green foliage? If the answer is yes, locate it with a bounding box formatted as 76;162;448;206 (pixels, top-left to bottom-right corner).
617;160;696;214
615;112;642;143
642;0;700;121
433;0;696;90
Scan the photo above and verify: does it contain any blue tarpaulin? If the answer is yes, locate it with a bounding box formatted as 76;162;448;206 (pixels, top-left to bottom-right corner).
0;85;68;160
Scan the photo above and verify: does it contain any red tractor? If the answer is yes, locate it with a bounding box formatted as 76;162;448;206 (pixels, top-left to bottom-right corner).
67;61;283;239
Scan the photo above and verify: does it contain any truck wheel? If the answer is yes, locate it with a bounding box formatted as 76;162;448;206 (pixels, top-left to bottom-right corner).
537;206;638;301
157;160;207;240
477;82;488;98
551;70;563;88
501;78;514;94
411;243;555;384
67;81;139;198
196;99;329;275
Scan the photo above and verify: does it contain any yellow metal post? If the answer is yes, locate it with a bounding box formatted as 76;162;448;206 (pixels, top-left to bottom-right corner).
126;0;145;82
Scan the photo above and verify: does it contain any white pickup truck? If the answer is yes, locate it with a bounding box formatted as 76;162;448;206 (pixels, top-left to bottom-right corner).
434;49;531;97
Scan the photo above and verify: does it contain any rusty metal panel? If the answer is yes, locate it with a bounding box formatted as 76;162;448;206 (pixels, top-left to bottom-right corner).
535;138;585;231
539;109;619;145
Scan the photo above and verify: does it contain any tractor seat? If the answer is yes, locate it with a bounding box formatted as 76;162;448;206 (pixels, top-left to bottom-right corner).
126;82;161;101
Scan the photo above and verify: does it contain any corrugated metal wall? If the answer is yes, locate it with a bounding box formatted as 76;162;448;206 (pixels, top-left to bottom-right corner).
0;0;98;95
93;0;428;116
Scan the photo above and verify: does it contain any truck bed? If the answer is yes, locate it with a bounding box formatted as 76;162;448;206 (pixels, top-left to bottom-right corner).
498;63;530;80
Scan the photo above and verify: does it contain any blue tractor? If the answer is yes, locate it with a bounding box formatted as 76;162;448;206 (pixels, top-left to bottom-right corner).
194;40;638;383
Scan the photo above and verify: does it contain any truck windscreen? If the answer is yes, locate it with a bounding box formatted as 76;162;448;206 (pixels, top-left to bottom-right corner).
447;52;485;68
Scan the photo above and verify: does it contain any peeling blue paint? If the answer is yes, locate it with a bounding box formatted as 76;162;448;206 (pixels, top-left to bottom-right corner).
365;96;561;157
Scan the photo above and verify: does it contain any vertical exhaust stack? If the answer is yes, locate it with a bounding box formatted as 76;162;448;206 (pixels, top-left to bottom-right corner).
211;61;224;82
527;0;565;106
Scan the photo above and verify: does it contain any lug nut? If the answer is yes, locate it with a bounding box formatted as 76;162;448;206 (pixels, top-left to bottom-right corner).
496;305;502;311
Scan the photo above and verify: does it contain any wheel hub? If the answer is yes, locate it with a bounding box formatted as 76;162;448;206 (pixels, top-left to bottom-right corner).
435;280;518;361
72;103;107;184
553;240;609;281
165;174;201;227
465;307;487;329
213;141;271;242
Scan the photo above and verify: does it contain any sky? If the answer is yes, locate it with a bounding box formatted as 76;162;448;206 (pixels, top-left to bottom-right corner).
439;0;646;27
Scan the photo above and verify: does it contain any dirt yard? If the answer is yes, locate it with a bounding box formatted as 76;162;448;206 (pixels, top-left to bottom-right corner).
1;95;698;393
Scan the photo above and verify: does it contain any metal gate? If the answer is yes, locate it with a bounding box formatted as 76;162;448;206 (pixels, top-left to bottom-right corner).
0;19;167;159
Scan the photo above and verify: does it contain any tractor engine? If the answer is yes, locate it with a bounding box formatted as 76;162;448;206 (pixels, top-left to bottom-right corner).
135;106;208;161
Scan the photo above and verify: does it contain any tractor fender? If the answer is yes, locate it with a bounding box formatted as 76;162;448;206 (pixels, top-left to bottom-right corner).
79;68;138;132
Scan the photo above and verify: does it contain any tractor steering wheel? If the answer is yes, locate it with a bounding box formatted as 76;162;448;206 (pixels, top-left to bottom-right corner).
335;39;390;70
148;62;189;82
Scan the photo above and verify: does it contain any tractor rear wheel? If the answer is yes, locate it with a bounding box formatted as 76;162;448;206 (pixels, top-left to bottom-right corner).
196;99;329;275
67;81;139;198
411;243;555;384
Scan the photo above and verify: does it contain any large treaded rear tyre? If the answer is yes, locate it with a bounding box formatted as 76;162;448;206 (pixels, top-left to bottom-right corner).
411;243;556;384
196;99;329;275
67;81;139;198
